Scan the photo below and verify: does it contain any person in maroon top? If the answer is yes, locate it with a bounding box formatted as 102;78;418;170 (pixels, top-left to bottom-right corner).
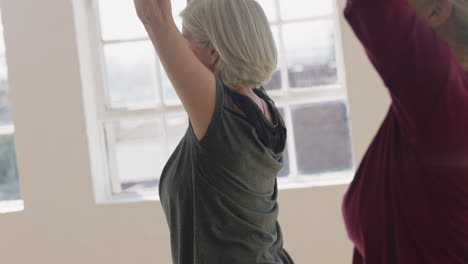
342;0;468;263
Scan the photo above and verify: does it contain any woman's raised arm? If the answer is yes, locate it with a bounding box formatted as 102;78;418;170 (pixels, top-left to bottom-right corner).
134;0;216;140
345;0;461;124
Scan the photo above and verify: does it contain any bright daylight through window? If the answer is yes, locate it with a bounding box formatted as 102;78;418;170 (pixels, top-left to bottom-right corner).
0;12;21;207
89;0;354;199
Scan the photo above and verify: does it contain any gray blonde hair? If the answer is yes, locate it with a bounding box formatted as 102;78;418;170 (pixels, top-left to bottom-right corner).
180;0;277;89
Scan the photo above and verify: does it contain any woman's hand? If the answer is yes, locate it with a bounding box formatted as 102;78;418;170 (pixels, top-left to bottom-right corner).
134;0;173;26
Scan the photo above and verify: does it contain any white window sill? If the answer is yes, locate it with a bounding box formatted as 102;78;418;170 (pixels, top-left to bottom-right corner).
98;170;355;205
278;170;354;190
0;200;24;214
97;191;158;205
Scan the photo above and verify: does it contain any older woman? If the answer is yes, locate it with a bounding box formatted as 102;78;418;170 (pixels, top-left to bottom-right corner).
134;0;294;263
343;0;468;263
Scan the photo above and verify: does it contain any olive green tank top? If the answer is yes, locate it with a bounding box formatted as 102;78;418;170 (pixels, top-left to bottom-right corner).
159;78;294;264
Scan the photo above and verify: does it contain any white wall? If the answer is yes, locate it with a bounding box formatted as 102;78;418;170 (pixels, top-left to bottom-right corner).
0;0;390;263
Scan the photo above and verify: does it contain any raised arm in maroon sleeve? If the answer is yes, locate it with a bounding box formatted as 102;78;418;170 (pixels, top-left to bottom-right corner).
342;0;468;263
345;0;465;130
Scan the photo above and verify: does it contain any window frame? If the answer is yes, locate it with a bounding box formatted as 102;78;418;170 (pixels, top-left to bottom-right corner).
0;19;23;211
0;124;20;209
84;0;355;203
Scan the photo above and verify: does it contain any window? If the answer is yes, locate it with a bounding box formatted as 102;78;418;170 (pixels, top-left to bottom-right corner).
255;0;354;186
87;0;353;200
0;12;21;206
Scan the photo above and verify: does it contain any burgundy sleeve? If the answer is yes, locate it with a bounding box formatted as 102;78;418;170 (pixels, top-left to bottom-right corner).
344;0;461;125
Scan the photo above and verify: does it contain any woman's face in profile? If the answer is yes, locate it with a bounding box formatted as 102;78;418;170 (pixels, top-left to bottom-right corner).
407;0;453;30
408;0;436;25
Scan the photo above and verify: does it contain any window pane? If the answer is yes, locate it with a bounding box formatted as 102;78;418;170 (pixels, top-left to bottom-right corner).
279;0;333;20
172;0;186;31
0;134;20;201
292;101;353;175
283;20;338;89
0;21;4;54
0;56;11;126
264;26;281;91
106;119;167;193
255;0;277;22
98;0;187;40
0;17;20;202
264;71;281;91
161;63;182;105
165;114;188;152
104;41;159;110
98;0;147;41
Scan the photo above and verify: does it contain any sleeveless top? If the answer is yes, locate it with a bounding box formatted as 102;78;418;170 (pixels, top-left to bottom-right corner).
159;78;294;264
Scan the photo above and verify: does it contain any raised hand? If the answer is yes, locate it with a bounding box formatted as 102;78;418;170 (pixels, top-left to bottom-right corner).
134;0;173;26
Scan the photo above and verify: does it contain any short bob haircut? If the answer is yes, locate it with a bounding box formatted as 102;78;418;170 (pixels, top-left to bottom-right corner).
180;0;278;89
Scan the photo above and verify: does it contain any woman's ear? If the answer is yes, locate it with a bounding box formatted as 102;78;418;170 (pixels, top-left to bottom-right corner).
426;0;453;28
208;44;220;67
